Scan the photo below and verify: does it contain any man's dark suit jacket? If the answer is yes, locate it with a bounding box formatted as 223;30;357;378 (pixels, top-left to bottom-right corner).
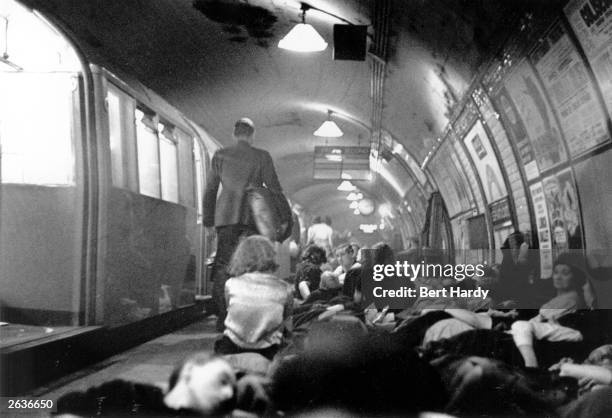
203;140;282;227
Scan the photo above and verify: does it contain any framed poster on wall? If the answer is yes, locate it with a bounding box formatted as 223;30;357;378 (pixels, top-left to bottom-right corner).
463;120;508;204
503;60;568;172
565;0;612;119
529;182;554;278
530;21;610;158
542;168;584;252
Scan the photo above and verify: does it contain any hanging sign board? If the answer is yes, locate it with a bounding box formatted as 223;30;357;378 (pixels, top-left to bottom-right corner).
313;146;371;180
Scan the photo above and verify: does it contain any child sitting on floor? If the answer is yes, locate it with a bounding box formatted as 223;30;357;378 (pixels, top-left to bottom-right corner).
214;235;293;361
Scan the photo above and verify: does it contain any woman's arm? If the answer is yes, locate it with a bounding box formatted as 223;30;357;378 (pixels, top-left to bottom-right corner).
559;364;612;391
538;291;580;322
298;281;311;299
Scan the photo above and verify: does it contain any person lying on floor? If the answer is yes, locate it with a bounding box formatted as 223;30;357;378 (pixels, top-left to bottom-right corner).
302;271;342;305
406;265;506;315
392;267;517;348
549;344;612;394
431;355;577;416
434;352;612;418
297;246;365;324
214;235;294;361
418;254;592;367
271;321;447;416
54;353;236;417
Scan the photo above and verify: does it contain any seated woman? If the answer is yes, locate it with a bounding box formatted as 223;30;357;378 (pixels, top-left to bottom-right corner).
423;254;591;368
511;253;587;367
294;244;327;300
214;235;293;360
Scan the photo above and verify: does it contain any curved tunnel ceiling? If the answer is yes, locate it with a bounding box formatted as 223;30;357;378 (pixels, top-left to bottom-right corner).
18;0;561;240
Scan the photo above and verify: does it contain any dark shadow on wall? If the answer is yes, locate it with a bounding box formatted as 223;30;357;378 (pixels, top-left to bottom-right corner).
193;0;277;46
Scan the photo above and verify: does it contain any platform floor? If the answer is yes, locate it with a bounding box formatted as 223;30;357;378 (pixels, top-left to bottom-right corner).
30;315;219;403
0;323;80;349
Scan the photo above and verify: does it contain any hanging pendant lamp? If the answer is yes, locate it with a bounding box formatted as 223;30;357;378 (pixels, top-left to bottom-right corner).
314;110;343;137
278;4;327;52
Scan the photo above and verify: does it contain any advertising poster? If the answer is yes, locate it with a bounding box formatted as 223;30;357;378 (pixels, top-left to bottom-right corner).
529;182;554;278
565;0;612;119
504;60;568;172
494;87;539;180
463;120;508;204
542;169;584;253
530;21;609;157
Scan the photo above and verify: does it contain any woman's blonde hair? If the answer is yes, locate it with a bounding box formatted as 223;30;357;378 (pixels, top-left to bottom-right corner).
229;235;278;276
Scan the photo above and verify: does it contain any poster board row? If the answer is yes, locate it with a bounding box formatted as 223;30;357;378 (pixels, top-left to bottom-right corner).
429;0;612;276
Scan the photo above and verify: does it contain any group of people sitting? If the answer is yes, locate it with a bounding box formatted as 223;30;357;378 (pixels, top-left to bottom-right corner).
55;235;612;417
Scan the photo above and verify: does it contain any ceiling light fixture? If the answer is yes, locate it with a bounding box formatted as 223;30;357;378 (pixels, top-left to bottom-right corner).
314;109;343;137
278;3;328;52
337;180;356;191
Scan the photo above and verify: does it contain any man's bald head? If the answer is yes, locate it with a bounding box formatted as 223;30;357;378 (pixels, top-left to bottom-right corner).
234;118;255;142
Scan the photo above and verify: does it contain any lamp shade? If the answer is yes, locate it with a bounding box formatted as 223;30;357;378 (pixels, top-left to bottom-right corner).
278;23;328;52
337;180;356;191
314;120;343;137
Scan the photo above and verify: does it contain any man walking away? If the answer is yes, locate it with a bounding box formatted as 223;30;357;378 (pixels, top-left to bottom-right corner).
203;117;282;331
